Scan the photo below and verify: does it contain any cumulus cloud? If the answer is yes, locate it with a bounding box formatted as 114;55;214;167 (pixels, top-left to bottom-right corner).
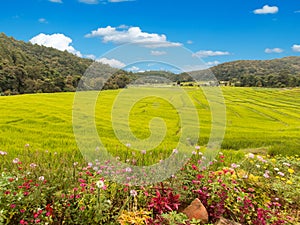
187;40;193;44
29;33;82;57
97;58;126;68
127;66;139;71
253;5;278;14
85;26;182;48
192;50;230;58
265;48;283;53
79;0;99;4
49;0;62;3
108;0;135;2
182;61;220;72
84;54;96;60
38;18;48;24
292;44;300;52
151;50;167;56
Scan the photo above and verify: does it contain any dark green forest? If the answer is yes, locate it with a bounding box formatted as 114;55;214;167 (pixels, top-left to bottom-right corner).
1;33;300;95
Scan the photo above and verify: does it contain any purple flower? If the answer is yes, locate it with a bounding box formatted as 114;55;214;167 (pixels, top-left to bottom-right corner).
12;158;19;164
195;145;200;150
141;150;146;155
231;163;240;169
30;163;37;168
172;149;178;154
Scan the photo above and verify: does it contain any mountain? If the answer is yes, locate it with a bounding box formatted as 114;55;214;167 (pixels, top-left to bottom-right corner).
188;57;300;87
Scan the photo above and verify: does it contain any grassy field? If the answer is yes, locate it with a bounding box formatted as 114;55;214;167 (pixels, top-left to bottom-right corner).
0;87;299;158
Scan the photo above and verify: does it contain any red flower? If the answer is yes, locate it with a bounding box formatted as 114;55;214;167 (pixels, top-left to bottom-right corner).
20;220;28;225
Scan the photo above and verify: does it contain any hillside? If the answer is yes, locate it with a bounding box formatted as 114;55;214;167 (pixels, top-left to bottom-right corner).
1;33;300;95
0;33;96;94
188;57;300;87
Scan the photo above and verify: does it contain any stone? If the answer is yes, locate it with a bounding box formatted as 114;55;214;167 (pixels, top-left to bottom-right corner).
214;217;241;225
182;198;208;223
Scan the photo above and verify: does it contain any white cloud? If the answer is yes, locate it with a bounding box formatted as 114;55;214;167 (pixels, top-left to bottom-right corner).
127;66;139;71
292;44;300;52
182;61;220;72
151;50;167;56
205;61;220;66
192;50;230;58
29;33;82;57
253;5;278;14
38;18;48;24
187;40;193;44
118;24;129;29
84;54;96;60
295;10;300;13
79;0;99;4
85;26;182;48
97;58;126;68
108;0;135;2
49;0;62;3
265;48;283;53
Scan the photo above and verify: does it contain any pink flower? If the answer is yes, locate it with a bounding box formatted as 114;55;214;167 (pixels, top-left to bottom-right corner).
13;158;20;164
130;189;137;197
20;220;28;225
30;163;37;168
231;163;240;169
0;151;7;156
247;153;255;159
141;150;146;155
195;145;200;150
278;172;285;176
10;204;16;208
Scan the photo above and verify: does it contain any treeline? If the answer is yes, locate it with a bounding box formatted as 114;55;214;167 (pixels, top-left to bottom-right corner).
209;57;300;87
1;32;300;96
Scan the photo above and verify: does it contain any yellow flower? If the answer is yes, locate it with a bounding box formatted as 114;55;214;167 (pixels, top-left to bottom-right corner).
281;178;286;181
271;159;276;163
286;180;293;185
276;176;280;179
288;168;294;174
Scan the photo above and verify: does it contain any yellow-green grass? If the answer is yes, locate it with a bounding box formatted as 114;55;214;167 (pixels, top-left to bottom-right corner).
0;87;299;159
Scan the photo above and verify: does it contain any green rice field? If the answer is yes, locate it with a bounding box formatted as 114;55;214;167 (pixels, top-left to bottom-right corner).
0;87;299;157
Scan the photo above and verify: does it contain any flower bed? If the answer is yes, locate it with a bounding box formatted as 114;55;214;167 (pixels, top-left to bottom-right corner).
0;148;299;224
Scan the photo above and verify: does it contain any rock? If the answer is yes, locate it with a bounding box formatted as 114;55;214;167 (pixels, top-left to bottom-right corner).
182;198;208;223
214;217;241;225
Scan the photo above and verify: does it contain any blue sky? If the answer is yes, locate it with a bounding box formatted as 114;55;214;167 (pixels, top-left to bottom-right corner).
1;0;300;72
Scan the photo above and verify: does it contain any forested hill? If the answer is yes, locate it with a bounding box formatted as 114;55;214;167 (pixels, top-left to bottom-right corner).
0;33;95;94
1;33;300;95
191;57;300;87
